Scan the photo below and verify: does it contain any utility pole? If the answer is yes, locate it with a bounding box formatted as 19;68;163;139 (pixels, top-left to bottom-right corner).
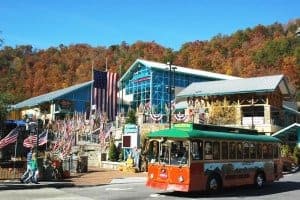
168;61;172;128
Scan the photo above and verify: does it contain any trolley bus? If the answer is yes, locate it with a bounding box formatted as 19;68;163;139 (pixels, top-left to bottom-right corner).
146;123;283;193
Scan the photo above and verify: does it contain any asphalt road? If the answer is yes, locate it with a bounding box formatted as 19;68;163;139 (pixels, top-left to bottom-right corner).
1;172;299;200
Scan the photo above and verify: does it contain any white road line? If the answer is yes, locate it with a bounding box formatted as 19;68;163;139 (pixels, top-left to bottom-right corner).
105;187;133;191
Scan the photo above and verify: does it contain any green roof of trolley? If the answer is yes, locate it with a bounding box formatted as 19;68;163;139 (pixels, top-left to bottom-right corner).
148;124;281;143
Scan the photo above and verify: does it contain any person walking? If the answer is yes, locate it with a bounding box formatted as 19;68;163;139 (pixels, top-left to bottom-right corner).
133;147;141;172
30;153;38;183
20;148;33;183
23;152;38;184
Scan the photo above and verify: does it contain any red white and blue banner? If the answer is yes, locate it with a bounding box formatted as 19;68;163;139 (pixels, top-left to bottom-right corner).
174;113;187;121
93;70;118;121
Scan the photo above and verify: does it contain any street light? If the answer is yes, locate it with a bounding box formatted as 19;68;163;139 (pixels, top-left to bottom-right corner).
296;27;300;37
167;61;177;129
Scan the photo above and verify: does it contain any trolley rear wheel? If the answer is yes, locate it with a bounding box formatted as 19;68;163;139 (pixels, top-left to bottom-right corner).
254;172;265;189
206;175;221;193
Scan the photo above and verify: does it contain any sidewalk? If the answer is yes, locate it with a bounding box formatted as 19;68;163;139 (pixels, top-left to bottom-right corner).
67;167;147;186
0;167;147;190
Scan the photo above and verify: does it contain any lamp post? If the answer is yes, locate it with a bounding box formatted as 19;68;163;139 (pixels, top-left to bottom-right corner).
295;27;299;148
167;61;176;129
296;27;300;37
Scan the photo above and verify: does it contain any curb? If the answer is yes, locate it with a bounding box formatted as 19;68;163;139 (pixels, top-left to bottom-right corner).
0;176;146;190
0;180;75;190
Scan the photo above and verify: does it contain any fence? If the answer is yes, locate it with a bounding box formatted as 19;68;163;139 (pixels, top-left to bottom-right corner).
0;161;26;180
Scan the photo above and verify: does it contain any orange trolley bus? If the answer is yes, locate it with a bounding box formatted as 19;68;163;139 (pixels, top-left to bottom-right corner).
146;123;283;193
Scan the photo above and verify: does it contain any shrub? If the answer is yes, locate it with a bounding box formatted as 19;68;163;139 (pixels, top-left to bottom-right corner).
281;145;291;157
108;141;118;161
292;146;300;165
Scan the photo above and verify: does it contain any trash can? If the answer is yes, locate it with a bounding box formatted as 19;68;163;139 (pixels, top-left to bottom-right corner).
71;154;79;174
79;156;88;173
62;157;71;178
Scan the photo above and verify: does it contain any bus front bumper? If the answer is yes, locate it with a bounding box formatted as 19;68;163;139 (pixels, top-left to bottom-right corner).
146;180;189;192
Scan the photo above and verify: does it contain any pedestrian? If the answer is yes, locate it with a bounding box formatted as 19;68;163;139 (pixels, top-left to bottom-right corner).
30;153;39;183
26;148;33;167
24;152;38;184
20;148;33;183
133;147;141;172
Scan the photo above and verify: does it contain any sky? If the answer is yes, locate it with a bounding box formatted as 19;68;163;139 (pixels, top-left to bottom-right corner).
0;0;299;50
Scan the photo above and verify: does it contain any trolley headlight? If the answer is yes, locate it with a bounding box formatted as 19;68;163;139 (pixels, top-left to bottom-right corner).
178;175;184;183
149;173;154;179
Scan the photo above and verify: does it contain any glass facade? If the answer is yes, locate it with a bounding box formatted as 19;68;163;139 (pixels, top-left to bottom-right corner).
121;62;218;115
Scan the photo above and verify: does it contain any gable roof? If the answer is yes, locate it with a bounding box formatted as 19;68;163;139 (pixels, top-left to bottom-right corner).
12;81;93;109
118;59;239;84
176;74;294;98
272;123;300;138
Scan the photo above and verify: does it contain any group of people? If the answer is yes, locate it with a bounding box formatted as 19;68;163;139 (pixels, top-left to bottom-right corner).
20;148;39;184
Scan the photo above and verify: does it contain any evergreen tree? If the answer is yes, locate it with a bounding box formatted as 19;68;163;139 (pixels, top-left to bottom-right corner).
108;140;118;161
125;109;136;124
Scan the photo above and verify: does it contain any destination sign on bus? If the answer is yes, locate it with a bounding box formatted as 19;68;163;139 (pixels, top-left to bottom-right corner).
172;123;193;131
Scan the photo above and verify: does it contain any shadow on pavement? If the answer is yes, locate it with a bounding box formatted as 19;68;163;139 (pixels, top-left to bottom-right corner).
160;178;300;198
0;180;75;190
159;181;300;198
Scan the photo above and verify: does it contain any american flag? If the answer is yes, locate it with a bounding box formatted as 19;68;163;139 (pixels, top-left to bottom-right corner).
61;135;73;158
38;130;48;146
23;130;48;148
0;128;19;149
23;135;36;148
93;70;118;121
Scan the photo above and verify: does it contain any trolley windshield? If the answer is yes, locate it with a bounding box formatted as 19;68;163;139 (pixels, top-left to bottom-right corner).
148;139;190;166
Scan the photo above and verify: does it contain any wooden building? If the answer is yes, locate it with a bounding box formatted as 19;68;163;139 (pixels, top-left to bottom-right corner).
176;74;299;135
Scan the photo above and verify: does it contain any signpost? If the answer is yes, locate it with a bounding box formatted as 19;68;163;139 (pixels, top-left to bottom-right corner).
122;124;139;160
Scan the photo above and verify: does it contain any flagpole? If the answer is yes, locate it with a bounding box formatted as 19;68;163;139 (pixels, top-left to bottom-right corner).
13;128;18;179
91;60;94;117
105;57;108;72
36;120;40;171
89;60;94;142
45;129;48;151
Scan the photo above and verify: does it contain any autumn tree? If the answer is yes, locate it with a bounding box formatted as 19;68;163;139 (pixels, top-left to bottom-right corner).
208;99;237;125
0;92;14;122
0;19;300;103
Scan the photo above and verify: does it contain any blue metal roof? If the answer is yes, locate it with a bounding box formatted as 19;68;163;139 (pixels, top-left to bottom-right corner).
12;81;93;109
176;74;293;98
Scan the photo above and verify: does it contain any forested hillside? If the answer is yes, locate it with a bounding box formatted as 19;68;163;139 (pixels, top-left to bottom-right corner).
0;19;300;104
